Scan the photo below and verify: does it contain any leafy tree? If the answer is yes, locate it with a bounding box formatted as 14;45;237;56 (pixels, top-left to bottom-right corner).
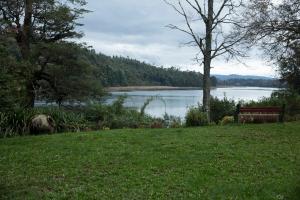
32;42;104;106
239;0;299;93
279;48;300;94
0;36;27;111
0;0;91;107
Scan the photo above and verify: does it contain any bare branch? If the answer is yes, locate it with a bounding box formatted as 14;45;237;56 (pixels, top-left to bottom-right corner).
213;0;228;22
185;0;207;22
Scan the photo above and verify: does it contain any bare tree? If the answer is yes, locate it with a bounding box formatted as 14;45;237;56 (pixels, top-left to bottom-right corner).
164;0;246;121
239;0;299;59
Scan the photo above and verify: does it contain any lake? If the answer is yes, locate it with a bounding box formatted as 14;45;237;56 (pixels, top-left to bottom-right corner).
106;87;278;119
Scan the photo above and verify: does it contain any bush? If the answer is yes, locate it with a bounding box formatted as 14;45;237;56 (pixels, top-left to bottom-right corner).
106;110;154;129
220;116;234;125
42;108;88;132
185;107;208;127
210;96;236;124
84;96;157;129
150;120;164;129
163;114;182;128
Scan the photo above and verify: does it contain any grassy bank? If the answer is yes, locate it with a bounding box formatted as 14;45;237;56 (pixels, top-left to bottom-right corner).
0;123;299;199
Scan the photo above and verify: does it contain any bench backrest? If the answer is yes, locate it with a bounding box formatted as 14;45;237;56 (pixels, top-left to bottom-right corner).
234;104;285;123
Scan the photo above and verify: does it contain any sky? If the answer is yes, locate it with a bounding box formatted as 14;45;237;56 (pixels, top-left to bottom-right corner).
79;0;277;77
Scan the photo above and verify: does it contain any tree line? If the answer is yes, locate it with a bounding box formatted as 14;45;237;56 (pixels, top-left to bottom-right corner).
82;49;217;87
216;78;282;88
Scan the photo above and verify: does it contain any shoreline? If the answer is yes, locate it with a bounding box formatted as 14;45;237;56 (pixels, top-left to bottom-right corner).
105;85;279;92
106;86;201;92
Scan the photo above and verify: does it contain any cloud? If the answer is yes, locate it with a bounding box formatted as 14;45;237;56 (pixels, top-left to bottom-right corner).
78;0;277;77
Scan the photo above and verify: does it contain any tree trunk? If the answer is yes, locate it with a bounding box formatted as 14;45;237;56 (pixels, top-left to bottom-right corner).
202;0;214;122
21;0;33;60
23;0;34;107
203;55;211;122
24;80;35;108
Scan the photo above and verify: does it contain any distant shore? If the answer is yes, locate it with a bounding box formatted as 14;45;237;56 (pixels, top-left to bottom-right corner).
105;85;280;92
106;86;201;92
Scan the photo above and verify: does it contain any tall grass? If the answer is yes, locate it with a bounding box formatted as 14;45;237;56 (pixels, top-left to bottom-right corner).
0;107;89;138
0;96;164;138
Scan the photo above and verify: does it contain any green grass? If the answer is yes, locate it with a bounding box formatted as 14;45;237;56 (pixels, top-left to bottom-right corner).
0;123;300;199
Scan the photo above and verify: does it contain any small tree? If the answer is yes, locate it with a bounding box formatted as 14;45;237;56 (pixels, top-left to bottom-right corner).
164;0;246;121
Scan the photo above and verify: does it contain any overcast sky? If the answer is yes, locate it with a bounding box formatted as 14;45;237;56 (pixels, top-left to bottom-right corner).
79;0;277;77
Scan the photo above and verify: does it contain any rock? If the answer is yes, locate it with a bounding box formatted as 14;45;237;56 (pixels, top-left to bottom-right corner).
30;114;55;134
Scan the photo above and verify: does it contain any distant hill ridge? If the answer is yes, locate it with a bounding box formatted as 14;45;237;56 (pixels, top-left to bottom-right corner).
213;74;274;81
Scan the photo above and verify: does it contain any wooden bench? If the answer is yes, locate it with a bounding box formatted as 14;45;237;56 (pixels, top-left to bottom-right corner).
234;104;285;123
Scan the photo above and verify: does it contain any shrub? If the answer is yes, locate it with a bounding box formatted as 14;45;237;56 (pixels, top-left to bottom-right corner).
84;96;157;129
150;120;164;129
42;108;88;132
210;96;236;124
220;116;234;125
83;103;111;124
108;110;151;129
185;107;208;127
163;113;182;128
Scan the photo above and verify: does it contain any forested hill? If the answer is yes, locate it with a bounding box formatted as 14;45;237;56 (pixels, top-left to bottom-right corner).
82;49;279;88
83;49;214;87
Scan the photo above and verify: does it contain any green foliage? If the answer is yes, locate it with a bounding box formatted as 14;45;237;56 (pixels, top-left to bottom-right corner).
185;107;208;127
220;116;234;125
210;96;236;124
111;95;127;115
39;108;88;133
32;42;104;105
241;0;299;92
0;37;28;110
140;97;155;116
0;108;88;138
163;114;182;128
140;96;166;117
279;50;300;94
109;110;154;129
0;109;32;137
150;120;164;129
243;90;299;111
83;51;215;87
216;78;282;88
0;0;91;107
84;97;156;130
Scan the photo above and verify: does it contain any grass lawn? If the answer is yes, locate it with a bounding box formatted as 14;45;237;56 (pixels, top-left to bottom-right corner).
0;122;299;199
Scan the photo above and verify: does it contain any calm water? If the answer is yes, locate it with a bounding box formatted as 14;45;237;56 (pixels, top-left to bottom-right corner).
106;87;278;119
